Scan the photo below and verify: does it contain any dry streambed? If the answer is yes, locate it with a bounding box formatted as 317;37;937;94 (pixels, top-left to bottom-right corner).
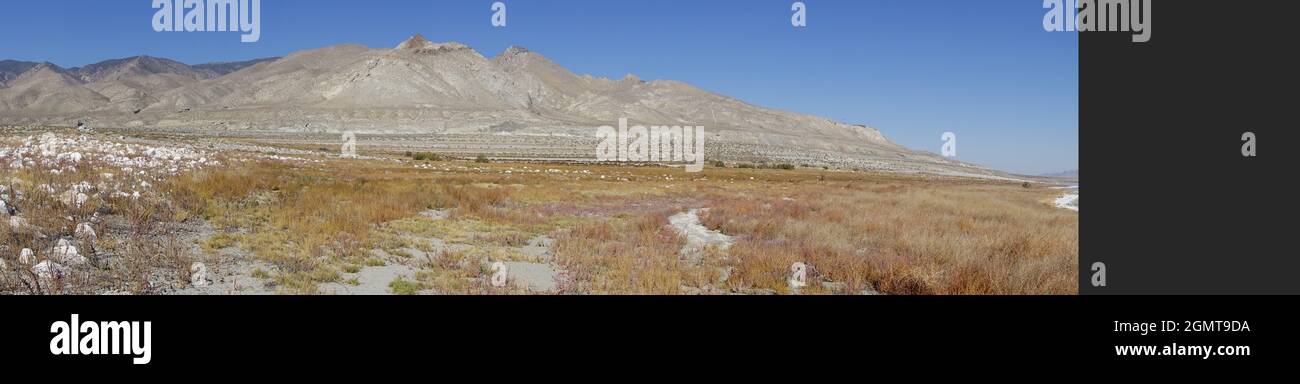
314;209;563;295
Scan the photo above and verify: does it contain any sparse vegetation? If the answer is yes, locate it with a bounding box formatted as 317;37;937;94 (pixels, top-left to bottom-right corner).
1;129;1077;295
388;277;422;295
409;152;444;161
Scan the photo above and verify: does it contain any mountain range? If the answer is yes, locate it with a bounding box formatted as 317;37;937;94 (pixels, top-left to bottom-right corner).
0;35;1007;178
1039;169;1079;179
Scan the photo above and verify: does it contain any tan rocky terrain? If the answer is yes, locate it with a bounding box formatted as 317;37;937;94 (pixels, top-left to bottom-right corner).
0;35;1011;178
0;60;40;88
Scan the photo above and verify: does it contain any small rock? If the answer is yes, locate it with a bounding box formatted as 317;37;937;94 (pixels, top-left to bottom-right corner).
51;239;86;265
17;248;34;265
33;260;68;280
61;190;89;207
58;152;84;164
9;216;30;232
75;223;97;242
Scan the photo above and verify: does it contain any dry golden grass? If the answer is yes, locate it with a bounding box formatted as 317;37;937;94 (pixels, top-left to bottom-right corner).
0;140;216;294
3;134;1077;295
698;183;1077;294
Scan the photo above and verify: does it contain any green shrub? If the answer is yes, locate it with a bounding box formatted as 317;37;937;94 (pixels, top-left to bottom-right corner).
410;152;444;161
389;278;422;295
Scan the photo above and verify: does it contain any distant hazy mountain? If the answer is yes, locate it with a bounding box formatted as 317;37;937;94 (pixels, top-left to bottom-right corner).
1040;169;1079;178
2;35;897;146
70;56;216;113
192;57;280;76
0;60;40;87
0;56;280;113
69;55;209;83
0;63;109;114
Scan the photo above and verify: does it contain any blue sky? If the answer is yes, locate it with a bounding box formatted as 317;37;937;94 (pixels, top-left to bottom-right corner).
0;0;1076;175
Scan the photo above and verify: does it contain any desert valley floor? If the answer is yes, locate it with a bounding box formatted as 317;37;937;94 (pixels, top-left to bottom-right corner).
0;127;1078;295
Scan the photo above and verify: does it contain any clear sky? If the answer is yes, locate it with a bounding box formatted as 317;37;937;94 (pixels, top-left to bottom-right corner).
0;0;1077;175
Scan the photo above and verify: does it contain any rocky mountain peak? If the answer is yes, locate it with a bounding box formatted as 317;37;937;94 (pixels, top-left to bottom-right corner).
502;46;530;56
0;35;986;177
395;34;470;54
19;62;75;81
395;34;433;49
0;60;40;87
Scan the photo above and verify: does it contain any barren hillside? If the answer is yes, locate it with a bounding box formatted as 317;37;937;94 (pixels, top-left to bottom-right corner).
0;35;1009;178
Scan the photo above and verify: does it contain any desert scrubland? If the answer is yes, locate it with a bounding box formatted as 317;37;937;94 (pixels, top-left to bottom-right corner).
0;128;1077;295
